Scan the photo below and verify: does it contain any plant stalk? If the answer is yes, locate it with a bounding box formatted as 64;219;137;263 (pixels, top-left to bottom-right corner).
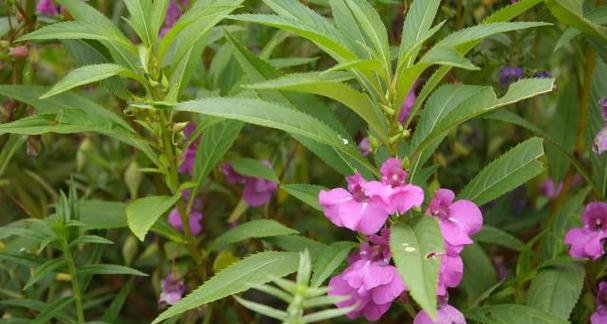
61;239;85;324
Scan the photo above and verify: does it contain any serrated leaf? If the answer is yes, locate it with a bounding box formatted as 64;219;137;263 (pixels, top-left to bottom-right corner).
123;0;154;46
465;304;569;324
126;195;181;241
459;138;545;206
18;21;117;43
281;184;325;211
230;158;279;183
545;0;607;43
399;0;441;64
152;251;300;323
76;264;147;276
343;0;390;68
391;217;444;319
527;262;585;319
41;64;138;99
210;220;298;251
437;22;551;49
310;241;356;287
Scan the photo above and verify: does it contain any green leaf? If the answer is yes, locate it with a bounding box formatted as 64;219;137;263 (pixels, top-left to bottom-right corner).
126;195;181;241
192;119;243;187
527;262;585;319
301;305;357;322
545;0;607;43
123;0;155;46
460;243;498;304
31;296;74;324
437;22;551;49
546;83;579;183
465;304;569;324
281;184;324;211
41;64;138;99
176;97;377;176
18;21;118;43
101;278;133;323
79;200;127;230
210;219;298;251
234;296;287;321
69;235;114;247
399;0;441;64
76;264;148;276
343;0;390;68
265;235;327;260
230;158;279;183
473;225;525;251
152;251;300;323
23;259;66;291
310;241;356;287
459;138;545;206
391;217;444;319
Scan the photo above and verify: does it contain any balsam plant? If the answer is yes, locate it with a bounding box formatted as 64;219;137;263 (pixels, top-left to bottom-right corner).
2;0;607;323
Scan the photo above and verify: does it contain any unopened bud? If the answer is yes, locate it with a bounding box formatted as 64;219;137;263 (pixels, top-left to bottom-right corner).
9;46;29;58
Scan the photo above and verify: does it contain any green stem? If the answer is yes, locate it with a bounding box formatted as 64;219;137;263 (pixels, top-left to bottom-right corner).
61;239;85;324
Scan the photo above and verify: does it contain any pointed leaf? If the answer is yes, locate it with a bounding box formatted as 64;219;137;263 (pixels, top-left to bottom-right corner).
311;241;356;287
281;184;325;211
126;195;181;241
210;220;298;251
527;262;585;319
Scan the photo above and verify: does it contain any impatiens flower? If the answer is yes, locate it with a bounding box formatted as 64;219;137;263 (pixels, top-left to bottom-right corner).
179;123;199;175
414;303;466;324
358;137;371;156
159;272;186;307
540;179;563;199
594;127;607;155
399;81;418;124
499;66;523;86
168;190;203;235
329;233;406;321
319;173;391;235
437;254;464;296
592;282;607;324
426;189;483;253
160;0;187;36
368;158;425;215
37;0;58;16
564;202;607;260
222;161;278;207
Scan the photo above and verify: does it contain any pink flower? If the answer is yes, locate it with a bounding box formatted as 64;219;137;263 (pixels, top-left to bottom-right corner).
540;179;563;199
594;127;607;155
414;303;466;324
222;161;278;207
592;282;607;324
8;46;29;58
399;81;418;124
426;189;483;253
319;173;391;235
160;0;187;37
158;272;186;307
37;0;58;16
168;190;203;235
564;202;607;261
178;123;199;175
328;235;406;322
437;254;464;296
358;137;371;156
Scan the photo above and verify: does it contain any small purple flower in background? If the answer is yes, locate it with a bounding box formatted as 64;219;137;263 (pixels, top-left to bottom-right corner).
222;161;278;207
399;81;418;124
358;137;371;156
499;66;523;87
37;0;59;16
413;296;466;324
592;282;607;324
540;179;563;200
594;99;607;155
179;123;199;175
533;71;552;78
159;272;186;307
168;190;203;235
328;229;406;321
564;202;607;260
426;189;483;254
160;0;187;37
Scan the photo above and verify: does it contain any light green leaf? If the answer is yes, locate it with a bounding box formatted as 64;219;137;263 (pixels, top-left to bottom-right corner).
459;138;544;206
210;220;298;251
545;0;607;43
391;217;444;319
230;158;279;183
41;64;138;99
79;200;127;230
152;251;300;323
126;195;181;241
527;262;585;319
23;259;66;291
123;0;154;46
311;241;356;287
437;22;551;49
76;264;148;276
465;304;569;324
343;0;390;68
18;21;117;43
234;296;287;321
266;235;327;260
399;0;441;64
281;184;324;211
32;296;74;324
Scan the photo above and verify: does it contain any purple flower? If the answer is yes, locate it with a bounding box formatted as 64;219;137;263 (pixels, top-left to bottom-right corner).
564;202;607;261
399;81;418;123
159;272;186;307
499;66;523;86
168;190;203;235
533;71;552;78
160;0;187;37
592;282;607;324
540;179;563;199
179;123;199;175
358;137;371;156
414;303;466;324
328;235;406;321
437;254;464;296
368;158;425;215
37;0;58;16
426;189;483;254
222;161;277;207
319;173;392;235
600;98;607;120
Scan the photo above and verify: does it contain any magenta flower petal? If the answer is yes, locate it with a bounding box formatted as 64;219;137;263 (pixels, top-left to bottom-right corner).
167;207;203;235
319;188;351;227
243;177;277;207
159;272;186;307
564;228;592;259
449;200;483;235
414;304;467;324
355;200;392;235
362;301;392;321
438;254;464;296
37;0;58;16
370;267;407;305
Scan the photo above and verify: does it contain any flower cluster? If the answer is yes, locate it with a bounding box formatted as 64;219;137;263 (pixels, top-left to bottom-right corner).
592;282;607;324
319;158;424;235
564;202;607;260
222;161;278;207
328;229;407;321
593;99;607;155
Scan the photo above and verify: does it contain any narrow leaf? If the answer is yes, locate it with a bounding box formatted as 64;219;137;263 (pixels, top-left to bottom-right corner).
210;220;298;251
